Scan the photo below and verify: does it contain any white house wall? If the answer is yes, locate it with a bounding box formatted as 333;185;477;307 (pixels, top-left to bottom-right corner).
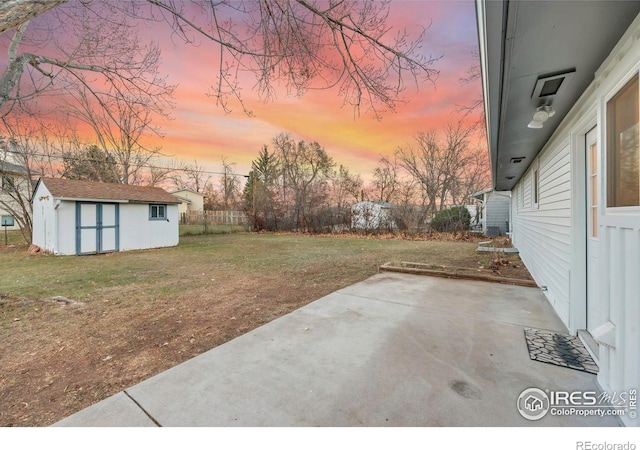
592;14;640;421
511;13;640;426
485;192;510;234
512;138;573;324
119;203;179;251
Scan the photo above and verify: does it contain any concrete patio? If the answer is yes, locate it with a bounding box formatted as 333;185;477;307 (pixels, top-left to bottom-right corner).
53;272;619;427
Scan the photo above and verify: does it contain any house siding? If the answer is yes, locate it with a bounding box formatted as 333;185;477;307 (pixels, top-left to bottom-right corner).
484;191;510;234
512;141;573;324
509;13;640;426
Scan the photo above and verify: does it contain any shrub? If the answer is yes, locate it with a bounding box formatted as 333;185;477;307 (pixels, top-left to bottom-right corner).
430;206;471;232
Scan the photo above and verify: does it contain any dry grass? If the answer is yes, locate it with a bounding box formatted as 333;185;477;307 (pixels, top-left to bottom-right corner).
0;232;530;426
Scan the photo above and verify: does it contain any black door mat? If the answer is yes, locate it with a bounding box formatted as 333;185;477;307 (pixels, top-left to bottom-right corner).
524;328;598;374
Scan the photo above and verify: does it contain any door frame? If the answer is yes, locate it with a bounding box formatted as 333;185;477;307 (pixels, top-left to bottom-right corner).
75;202;120;255
568;105;597;335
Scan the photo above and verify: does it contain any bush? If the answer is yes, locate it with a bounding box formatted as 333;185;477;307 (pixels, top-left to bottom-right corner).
430;206;471;232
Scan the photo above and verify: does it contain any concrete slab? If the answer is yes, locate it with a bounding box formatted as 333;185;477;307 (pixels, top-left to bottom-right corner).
52;272;619;427
52;392;156;427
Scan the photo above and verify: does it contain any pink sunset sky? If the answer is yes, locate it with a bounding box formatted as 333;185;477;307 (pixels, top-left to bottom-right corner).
145;0;482;178
2;1;482;180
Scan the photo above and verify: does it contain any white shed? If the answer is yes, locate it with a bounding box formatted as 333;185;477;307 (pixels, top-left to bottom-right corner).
351;201;396;231
32;177;180;255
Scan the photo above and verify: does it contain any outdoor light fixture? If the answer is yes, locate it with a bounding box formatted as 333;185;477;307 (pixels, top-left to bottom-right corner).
528;106;555;129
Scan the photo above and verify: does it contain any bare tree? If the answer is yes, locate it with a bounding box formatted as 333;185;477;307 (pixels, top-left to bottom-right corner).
217;156;240;210
171;160;211;193
371;155;399;203
396;121;489;224
274;133;334;230
1;0;439;118
0;116;57;243
330;165;362;209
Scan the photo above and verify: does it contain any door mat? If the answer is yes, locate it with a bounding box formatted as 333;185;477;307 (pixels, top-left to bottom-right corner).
524;328;598;374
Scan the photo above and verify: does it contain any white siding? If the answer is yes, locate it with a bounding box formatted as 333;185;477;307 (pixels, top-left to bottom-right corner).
56;201;77;255
512;141;572;324
485;191;510;234
119;203;179;251
510;13;640;426
31;183;55;251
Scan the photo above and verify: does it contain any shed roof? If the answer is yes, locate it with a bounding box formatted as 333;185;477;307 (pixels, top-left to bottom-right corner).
37;177;180;204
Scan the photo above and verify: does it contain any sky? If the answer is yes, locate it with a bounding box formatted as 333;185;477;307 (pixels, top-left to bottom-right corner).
142;0;482;179
1;0;482;181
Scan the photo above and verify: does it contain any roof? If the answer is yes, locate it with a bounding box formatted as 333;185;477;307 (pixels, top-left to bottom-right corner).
37;177;180;204
476;0;640;190
171;194;192;204
0;160;29;174
171;188;204;197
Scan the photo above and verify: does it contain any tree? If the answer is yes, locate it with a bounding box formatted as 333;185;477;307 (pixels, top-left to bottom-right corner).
1;0;438;118
60;144;120;183
371;155;399;203
274;133;334;230
396;121;487;223
0;116;57;243
171;160;211;193
217;157;240;210
244;146;280;230
330;165;363;209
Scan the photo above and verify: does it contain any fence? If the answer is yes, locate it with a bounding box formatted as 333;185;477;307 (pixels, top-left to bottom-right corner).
181;210;249;226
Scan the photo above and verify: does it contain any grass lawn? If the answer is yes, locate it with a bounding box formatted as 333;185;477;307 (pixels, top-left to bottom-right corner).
0;231;529;426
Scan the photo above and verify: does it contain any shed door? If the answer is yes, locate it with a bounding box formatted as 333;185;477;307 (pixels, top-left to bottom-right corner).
76;203;120;255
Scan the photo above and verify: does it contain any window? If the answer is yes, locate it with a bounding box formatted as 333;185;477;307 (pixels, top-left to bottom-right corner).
1;215;14;227
607;74;639;207
1;175;15;191
149;204;167;220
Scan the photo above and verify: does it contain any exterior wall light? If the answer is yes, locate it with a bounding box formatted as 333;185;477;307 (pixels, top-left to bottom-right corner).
528;106;555;129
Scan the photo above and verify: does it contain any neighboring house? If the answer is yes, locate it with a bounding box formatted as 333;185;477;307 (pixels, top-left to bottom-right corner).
32;177;180;255
351;201;396;231
470;189;511;236
477;1;640;426
171;188;205;216
0;160;31;231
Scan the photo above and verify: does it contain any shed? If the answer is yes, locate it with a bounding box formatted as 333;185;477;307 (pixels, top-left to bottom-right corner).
470;189;511;236
32;177;180;255
351;201;396;231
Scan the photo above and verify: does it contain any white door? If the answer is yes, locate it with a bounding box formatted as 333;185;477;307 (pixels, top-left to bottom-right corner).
586;127;599;332
100;204;118;252
79;203;98;254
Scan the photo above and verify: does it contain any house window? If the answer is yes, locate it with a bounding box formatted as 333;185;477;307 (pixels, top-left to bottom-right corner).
149;204;167;220
606;73;639;207
1;175;15;191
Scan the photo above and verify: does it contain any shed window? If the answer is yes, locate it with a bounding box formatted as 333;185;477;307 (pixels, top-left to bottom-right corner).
149;204;167;220
607;74;639;207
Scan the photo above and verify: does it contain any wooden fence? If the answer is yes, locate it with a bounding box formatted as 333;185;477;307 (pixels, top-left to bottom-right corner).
181;210;249;226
